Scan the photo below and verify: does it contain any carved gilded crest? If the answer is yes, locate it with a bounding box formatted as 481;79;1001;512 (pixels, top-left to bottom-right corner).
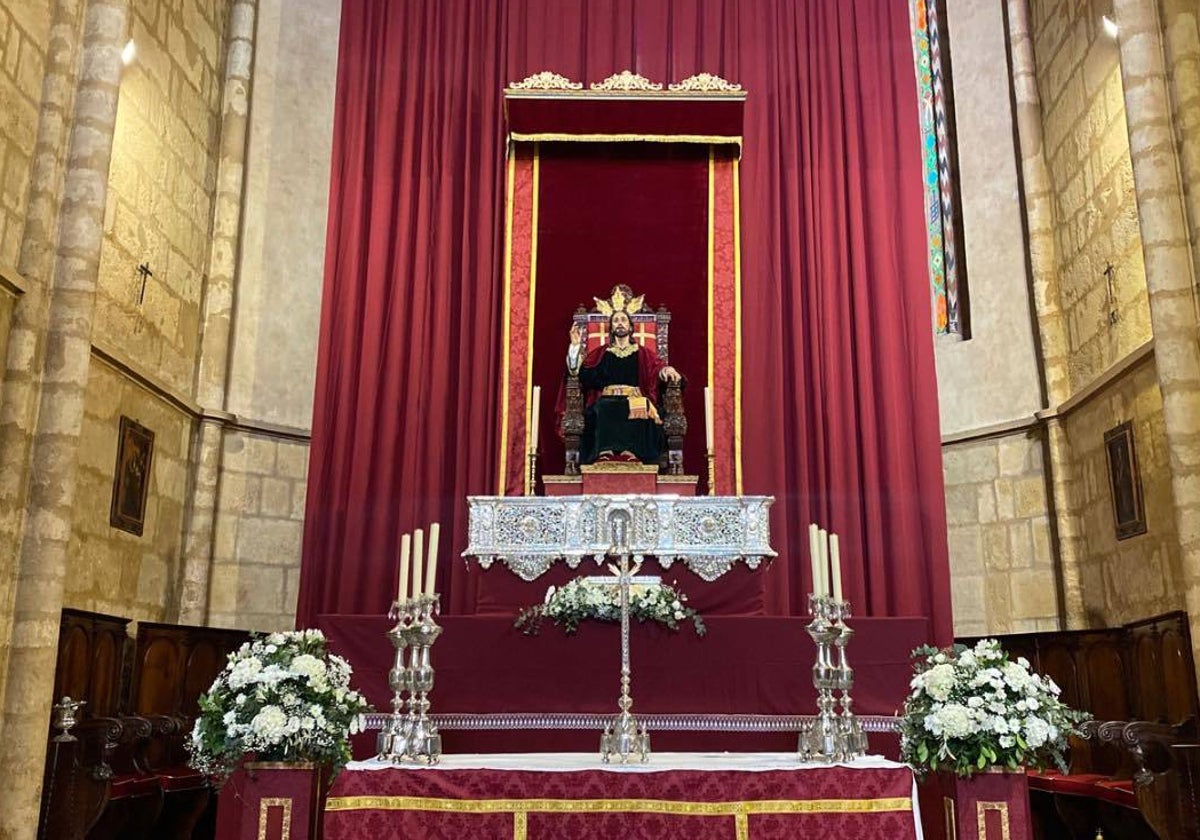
508;71;583;91
668;73;742;93
590;71;664;92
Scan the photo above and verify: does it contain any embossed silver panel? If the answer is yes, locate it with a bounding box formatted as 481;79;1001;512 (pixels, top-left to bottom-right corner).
464;494;775;580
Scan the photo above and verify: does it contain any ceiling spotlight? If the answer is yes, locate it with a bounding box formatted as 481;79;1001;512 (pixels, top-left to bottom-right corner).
121;38;137;66
1102;15;1119;39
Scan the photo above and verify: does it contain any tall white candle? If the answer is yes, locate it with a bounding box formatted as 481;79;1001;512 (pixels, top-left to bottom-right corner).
830;533;843;601
412;528;425;598
809;523;821;597
818;528;830;599
397;534;411;603
425;522;440;596
704;387;714;452
530;386;541;453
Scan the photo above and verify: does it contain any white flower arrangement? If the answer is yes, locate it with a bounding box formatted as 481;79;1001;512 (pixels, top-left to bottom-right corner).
900;639;1088;777
514;577;705;636
188;629;372;780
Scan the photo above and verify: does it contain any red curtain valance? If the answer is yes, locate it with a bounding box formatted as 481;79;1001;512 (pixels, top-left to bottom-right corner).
506;94;745;148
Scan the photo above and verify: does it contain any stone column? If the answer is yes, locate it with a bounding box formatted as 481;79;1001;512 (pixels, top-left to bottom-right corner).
0;0;129;833
1113;0;1200;676
179;0;258;625
1159;0;1200;294
0;0;83;712
1007;0;1086;627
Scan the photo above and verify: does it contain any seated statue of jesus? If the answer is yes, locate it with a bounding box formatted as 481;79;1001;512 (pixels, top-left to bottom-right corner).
566;306;682;465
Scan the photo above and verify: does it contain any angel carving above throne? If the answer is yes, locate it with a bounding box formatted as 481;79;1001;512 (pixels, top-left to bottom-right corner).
556;285;688;475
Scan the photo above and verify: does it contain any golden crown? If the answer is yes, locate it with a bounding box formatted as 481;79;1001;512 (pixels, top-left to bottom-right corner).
593;285;645;317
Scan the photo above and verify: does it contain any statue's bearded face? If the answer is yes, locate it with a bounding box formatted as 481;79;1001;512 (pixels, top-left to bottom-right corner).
610;311;632;338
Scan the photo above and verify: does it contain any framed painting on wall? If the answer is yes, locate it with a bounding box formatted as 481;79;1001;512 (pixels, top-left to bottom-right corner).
1104;420;1146;540
110;416;154;536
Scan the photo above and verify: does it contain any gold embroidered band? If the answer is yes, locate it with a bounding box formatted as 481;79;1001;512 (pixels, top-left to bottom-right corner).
325;795;914;816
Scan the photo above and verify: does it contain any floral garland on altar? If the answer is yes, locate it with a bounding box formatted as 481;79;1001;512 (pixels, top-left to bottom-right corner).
188;629;372;781
900;639;1088;777
515;577;706;637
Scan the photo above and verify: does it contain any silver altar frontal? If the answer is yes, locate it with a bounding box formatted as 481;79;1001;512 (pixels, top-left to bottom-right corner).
464;493;776;764
464;494;776;581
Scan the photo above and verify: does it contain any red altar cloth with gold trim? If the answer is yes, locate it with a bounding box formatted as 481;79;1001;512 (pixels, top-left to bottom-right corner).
323;753;921;839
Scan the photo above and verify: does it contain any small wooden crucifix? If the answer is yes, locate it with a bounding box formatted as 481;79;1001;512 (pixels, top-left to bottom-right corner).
1103;261;1118;326
136;262;153;305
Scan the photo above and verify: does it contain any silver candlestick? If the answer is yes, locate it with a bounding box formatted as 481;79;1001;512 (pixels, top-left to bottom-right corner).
376;593;443;764
833;604;868;756
375;603;411;758
799;595;866;762
600;511;650;763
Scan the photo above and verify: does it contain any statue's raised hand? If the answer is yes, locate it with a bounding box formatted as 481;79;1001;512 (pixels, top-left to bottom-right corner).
569;323;584;346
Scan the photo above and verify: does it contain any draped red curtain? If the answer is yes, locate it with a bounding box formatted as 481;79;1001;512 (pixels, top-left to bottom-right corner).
298;0;953;643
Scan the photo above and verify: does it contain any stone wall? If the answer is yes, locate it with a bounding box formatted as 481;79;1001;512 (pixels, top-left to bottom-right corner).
1018;0;1183;636
67;357;192;622
228;0;338;429
93;0;228;394
1031;0;1152;392
936;0;1044;436
208;430;306;631
943;432;1059;636
196;0;339;631
58;0;231;626
0;2;50;269
1064;358;1183;626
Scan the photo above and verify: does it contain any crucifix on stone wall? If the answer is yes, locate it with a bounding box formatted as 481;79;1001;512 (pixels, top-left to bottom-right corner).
1103;262;1119;327
136;262;153;305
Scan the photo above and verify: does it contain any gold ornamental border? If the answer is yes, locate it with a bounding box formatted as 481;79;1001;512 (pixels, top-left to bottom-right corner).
325;794;913;815
257;798;293;840
509;132;742;150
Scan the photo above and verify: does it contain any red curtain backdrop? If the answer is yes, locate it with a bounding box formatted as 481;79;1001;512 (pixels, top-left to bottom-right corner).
298;0;953;643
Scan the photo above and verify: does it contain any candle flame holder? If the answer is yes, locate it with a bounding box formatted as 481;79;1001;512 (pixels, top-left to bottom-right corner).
376;593;443;764
798;594;867;762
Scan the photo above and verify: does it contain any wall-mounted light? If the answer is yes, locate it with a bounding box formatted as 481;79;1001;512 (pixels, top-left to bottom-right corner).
1102;15;1119;40
121;38;137;66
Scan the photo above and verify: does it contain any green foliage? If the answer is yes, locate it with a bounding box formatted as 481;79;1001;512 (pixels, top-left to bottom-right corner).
514;578;706;637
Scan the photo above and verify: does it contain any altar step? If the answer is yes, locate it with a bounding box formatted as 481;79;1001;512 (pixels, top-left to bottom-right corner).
542;463;699;496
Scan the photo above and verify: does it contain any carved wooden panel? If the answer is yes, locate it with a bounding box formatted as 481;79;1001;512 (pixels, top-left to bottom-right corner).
1160;627;1197;725
54;609;131;719
130;622;249;718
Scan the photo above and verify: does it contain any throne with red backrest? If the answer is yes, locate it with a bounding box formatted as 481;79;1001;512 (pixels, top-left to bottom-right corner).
560;284;686;476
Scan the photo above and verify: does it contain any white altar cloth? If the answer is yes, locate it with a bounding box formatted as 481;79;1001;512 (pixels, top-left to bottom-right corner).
348;751;908;774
